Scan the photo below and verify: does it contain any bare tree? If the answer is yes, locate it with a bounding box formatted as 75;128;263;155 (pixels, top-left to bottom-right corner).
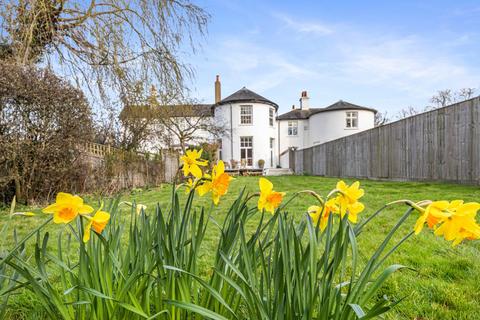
374;111;390;126
120;86;226;152
0;0;209;126
457;87;476;101
429;88;477;109
430;89;453;109
394;87;478;121
396;106;420;119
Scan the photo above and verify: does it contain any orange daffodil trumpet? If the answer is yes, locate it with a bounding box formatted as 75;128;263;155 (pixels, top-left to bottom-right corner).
197;160;234;205
83;203;111;243
180;149;208;179
413;200;480;246
42;192;94;223
258;178;285;214
42;192;110;242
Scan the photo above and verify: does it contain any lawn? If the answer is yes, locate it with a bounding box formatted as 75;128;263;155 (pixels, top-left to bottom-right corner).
1;175;480;319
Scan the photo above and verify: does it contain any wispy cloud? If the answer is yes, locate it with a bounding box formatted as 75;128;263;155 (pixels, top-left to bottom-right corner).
273;13;333;36
334;35;479;95
213;38;314;92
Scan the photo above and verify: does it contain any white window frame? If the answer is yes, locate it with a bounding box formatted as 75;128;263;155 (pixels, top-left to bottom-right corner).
240;136;253;166
345;111;359;129
217;139;223;161
288;121;298;136
240;105;253;125
269;108;274;126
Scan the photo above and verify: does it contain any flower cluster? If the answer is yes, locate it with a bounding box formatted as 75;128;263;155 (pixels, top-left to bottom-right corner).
42;192;110;242
180;149;234;205
308;180;365;230
414;200;480;246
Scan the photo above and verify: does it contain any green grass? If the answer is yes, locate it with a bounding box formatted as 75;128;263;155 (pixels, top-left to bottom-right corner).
1;176;480;319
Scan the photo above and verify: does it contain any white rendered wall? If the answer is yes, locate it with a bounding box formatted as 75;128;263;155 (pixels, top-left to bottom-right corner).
278;119;308;153
215;102;278;168
309;110;375;146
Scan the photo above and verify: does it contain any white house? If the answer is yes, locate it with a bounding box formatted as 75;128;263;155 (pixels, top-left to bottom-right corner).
276;91;376;168
127;75;376;169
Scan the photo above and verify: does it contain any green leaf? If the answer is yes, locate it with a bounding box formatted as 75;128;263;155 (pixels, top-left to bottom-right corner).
348;303;366;318
164;300;229;320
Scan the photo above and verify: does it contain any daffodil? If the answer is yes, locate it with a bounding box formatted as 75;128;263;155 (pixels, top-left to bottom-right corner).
433;202;480;246
120;201;147;215
308;198;338;230
42;192;94;224
83;205;111;242
413;200;455;234
258;177;285;214
334;181;364;223
180;149;208;178
197;161;233;205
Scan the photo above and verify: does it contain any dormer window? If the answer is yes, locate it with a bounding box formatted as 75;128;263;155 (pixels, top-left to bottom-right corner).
288;121;298;136
240;105;253;124
346;111;358;128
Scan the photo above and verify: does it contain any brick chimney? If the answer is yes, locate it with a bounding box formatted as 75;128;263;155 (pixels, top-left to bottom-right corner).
215;75;221;103
299;90;310;110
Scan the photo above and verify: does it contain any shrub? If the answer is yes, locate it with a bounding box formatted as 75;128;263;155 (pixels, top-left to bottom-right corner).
0;63;93;204
257;159;265;169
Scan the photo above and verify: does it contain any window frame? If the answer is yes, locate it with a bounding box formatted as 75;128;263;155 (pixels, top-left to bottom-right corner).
269;108;274;126
345;111;359;129
240;136;253;166
287;121;298;136
240;105;253;125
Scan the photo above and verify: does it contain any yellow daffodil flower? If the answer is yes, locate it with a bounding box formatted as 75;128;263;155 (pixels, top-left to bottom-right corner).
433;202;480;246
120;201;147;215
258;177;285;214
334;181;364;223
42;192;94;224
197;161;233;205
180;149;208;178
413;200;456;234
83;205;111;242
308;198;338;230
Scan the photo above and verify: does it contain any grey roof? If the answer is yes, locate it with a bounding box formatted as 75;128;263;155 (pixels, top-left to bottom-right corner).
277;100;376;120
217;87;279;110
276;108;322;120
121;104;213;119
321;100;377;113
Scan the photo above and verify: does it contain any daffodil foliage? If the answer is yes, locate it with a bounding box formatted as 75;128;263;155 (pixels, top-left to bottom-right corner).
0;149;478;319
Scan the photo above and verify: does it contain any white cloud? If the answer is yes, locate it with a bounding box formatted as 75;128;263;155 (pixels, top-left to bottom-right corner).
334;35;480;95
273;13;333;36
213;38;314;92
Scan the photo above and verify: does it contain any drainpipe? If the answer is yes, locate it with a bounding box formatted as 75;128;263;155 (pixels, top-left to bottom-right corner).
230;104;233;160
277;119;281;167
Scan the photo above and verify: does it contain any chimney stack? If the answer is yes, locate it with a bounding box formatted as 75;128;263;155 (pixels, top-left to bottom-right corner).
299;90;310;110
215;75;221;103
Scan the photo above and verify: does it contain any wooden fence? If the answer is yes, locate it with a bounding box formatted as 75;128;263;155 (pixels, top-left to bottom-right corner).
81;142;180;189
293;97;480;185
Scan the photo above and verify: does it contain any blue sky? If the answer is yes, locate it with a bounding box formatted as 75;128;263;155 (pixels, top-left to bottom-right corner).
185;0;480;115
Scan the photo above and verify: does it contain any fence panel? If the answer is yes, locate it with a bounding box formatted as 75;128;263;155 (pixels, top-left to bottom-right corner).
293;97;480;185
